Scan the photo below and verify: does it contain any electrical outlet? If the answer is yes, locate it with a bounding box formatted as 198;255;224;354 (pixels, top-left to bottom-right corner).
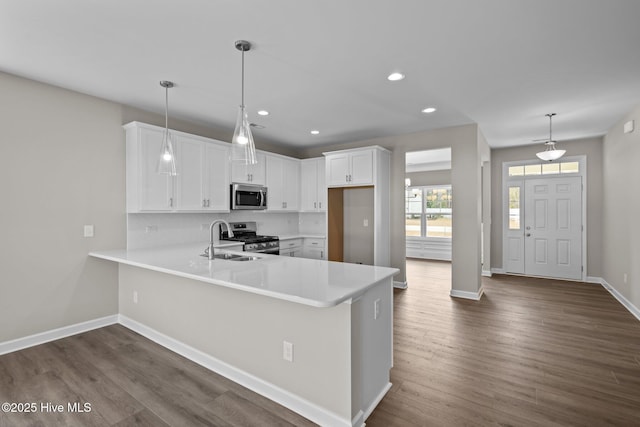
145;225;158;233
363;219;369;227
624;273;628;284
133;291;138;304
374;298;381;319
283;341;293;362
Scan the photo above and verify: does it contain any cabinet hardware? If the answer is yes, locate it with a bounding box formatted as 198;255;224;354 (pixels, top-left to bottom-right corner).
169;197;173;208
319;202;322;209
314;202;317;208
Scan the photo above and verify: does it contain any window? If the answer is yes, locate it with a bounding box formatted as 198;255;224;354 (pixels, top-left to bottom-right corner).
508;186;520;229
405;185;452;238
508;161;579;177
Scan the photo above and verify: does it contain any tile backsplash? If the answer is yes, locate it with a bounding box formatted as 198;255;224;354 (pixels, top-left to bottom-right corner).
127;211;325;249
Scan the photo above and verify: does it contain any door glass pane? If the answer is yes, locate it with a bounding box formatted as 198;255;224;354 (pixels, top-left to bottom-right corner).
561;162;579;173
508;166;525;176
524;164;541;175
405;188;422;236
542;163;560;174
509;186;521;229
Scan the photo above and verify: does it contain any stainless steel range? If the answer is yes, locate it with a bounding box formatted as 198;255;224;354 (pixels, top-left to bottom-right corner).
220;221;279;255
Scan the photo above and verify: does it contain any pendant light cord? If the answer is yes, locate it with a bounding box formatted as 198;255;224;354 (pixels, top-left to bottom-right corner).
165;86;169;131
241;48;245;108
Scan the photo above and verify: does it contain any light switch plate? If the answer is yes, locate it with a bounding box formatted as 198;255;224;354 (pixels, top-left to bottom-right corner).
624;120;634;134
283;341;293;362
83;225;94;238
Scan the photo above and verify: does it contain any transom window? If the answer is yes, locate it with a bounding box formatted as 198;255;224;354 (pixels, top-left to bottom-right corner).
405;186;452;238
508;161;579;177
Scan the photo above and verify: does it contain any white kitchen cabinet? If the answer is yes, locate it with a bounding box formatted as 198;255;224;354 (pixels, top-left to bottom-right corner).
303;237;326;260
231;152;266;185
300;157;327;212
125;121;230;213
125;123;175;212
323;146;391;267
266;154;300;211
175;135;229;212
280;238;303;257
325;149;373;187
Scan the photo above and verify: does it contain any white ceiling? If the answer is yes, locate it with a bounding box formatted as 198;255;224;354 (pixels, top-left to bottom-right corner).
2;0;639;150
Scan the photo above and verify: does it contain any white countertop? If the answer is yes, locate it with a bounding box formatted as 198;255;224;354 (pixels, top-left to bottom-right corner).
278;234;325;241
89;244;398;308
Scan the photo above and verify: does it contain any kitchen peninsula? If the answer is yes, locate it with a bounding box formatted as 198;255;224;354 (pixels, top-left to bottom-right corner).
90;244;398;427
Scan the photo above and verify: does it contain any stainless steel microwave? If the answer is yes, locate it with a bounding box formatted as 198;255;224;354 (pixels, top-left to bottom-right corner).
230;183;267;210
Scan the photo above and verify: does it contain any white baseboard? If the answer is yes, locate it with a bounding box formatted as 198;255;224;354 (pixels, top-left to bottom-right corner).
450;287;484;301
599;279;640;322
393;280;408;289
118;315;354;427
482;270;492;277
491;268;506;275
0;314;119;356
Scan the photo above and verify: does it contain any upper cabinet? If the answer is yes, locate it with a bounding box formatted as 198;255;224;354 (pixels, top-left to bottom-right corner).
266;154;300;211
300;157;327;212
175;134;230;212
325;149;374;186
125;122;230;213
231;152;266;185
125;123;175;212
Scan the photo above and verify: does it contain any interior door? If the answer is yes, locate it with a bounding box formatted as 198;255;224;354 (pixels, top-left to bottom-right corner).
524;176;582;280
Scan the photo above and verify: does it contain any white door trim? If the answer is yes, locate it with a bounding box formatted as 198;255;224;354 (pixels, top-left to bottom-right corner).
502;156;587;281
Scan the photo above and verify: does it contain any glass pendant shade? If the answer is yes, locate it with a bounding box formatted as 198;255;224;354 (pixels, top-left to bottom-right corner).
231;105;257;164
536;145;566;162
157;80;177;175
230;40;258;165
157;129;177;175
535;113;565;162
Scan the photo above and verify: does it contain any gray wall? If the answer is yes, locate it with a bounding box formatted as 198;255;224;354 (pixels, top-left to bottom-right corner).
304;123;485;293
490;137;604;277
406;169;451;187
343;187;375;265
602;105;640;310
0;72;124;341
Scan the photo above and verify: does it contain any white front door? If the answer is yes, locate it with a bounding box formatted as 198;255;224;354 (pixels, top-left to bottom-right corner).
505;176;583;280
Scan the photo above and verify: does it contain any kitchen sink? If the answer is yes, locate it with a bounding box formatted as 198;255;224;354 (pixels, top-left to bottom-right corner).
200;252;259;261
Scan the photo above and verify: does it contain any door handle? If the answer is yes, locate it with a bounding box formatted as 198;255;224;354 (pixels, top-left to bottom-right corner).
526;233;531;237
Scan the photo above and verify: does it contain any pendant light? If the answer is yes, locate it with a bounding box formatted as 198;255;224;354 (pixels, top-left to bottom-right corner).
231;40;258;165
536;113;566;162
157;80;177;175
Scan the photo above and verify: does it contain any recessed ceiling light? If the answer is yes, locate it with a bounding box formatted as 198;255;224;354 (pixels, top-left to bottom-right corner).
257;110;269;116
422;107;437;114
310;130;320;135
387;72;405;81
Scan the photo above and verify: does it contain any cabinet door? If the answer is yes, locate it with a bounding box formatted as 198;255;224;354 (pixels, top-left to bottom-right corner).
175;136;206;211
316;158;327;211
204;143;230;211
282;158;300;210
139;127;175;211
350;150;374;185
326;154;350;186
303;247;325;260
266;155;285;211
300;159;318;211
231;152;266;184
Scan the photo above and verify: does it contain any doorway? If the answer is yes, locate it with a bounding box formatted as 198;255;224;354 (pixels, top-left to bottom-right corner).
503;158;585;280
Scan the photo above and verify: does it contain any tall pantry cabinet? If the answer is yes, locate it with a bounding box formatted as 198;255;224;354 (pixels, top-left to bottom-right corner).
323;146;391;268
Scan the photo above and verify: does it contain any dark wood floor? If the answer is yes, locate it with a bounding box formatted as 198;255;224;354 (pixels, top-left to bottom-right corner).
367;259;640;426
1;259;639;426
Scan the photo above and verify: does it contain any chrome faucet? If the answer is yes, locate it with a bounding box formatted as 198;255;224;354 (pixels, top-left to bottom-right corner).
208;219;234;260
